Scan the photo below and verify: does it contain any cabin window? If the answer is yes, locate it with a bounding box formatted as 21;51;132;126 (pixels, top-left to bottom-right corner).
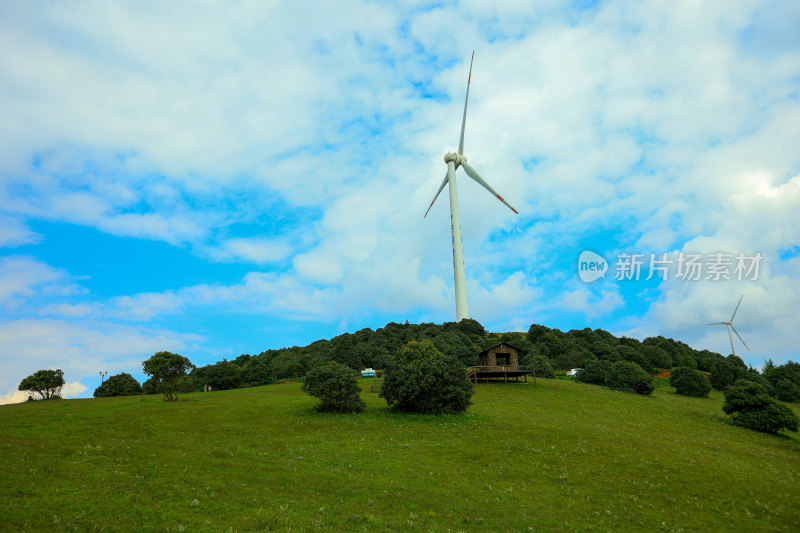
496;353;510;366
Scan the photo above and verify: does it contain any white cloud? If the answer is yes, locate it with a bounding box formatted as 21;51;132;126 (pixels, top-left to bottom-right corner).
206;237;293;264
0;256;75;307
0;216;41;247
557;285;625;319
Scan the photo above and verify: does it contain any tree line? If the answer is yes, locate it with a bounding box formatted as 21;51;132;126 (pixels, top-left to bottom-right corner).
16;319;800;407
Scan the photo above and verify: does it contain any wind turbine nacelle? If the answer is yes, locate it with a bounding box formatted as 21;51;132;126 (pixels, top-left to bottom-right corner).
444;152;466;167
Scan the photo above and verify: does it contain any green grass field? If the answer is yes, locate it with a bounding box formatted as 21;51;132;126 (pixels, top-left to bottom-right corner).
2;379;799;532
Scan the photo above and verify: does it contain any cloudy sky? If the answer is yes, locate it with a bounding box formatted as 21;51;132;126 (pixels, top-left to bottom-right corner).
1;0;798;403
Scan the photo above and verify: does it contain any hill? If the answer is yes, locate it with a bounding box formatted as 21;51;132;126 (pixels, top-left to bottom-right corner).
2;378;799;531
186;319;733;392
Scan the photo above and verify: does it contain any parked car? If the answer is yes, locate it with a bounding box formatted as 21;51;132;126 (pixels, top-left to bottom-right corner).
566;368;583;377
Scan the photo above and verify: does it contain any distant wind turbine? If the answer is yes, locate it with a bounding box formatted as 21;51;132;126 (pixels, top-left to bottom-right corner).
424;52;518;322
706;294;750;357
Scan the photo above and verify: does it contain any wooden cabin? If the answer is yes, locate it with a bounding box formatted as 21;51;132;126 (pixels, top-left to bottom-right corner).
477;342;519;370
470;342;533;383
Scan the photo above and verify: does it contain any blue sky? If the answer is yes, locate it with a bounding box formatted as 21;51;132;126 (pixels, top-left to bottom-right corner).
1;0;799;402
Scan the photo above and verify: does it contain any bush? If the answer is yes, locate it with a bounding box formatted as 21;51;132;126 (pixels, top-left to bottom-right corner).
285;362;306;378
142;377;159;395
710;359;743;390
775;379;800;403
93;373;142;397
380;340;474;414
606;361;654;395
532;355;555;379
670;367;711;398
576;360;611;386
642;345;672;370
176;375;196;394
738;369;775;397
722;381;799;434
302;361;365;413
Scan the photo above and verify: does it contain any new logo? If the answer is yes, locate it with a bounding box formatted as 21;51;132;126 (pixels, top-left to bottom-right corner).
578;251;608;283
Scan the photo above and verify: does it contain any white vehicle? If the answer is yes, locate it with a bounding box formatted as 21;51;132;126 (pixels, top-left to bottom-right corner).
566;368;583;377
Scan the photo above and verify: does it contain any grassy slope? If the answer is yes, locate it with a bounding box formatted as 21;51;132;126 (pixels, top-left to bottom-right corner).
1;379;799;532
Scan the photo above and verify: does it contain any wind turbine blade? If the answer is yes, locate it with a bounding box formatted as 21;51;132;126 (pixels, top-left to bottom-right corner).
730;294;744;322
706;322;728;325
424;171;450;218
457;51;474;156
460;160;519;214
727;325;736;356
731;324;751;351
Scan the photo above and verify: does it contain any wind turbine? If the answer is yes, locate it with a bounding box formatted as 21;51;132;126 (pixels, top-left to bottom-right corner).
424;52;519;322
706;294;750;357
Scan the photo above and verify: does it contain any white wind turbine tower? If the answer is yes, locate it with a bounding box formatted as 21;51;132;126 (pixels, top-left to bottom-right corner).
706;294;751;357
424;52;518;322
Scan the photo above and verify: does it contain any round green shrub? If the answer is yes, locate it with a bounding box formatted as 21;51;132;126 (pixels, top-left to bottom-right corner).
302;361;365;413
775;379;800;403
576;359;611;386
722;381;799;434
670;367;711;398
606;361;654;395
93;372;142;398
532;355;555;379
380;340;474;414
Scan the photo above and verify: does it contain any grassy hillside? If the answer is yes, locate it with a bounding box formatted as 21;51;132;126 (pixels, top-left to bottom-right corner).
2;379;799;531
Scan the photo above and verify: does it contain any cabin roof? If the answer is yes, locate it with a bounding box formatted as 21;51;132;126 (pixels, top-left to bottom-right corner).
476;341;521;357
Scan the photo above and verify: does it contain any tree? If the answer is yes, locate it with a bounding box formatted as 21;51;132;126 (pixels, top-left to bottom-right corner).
302;361;365;413
531;355;555;379
767;361;800;390
176;375;197;394
775;379;800;403
722;381;799;434
93;373;142;397
142;377;159;395
142;351;195;401
18;369;65;400
285;362;306;378
576;359;610;386
200;360;242;390
606;361;654;395
240;358;273;387
380;340;474;414
669;367;711;398
710;358;743;390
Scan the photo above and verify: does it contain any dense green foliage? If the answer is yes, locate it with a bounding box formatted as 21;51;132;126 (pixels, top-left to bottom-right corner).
380;340;474;414
576;359;611;385
606;361;655;395
192;360;242;390
670;367;711;398
131;320;741;397
531;354;555;379
710;356;747;390
93;373;142;397
722;381;799;434
142;351;195;401
301;361;365;413
775;379;800;403
18;369;65;401
767;361;800;395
